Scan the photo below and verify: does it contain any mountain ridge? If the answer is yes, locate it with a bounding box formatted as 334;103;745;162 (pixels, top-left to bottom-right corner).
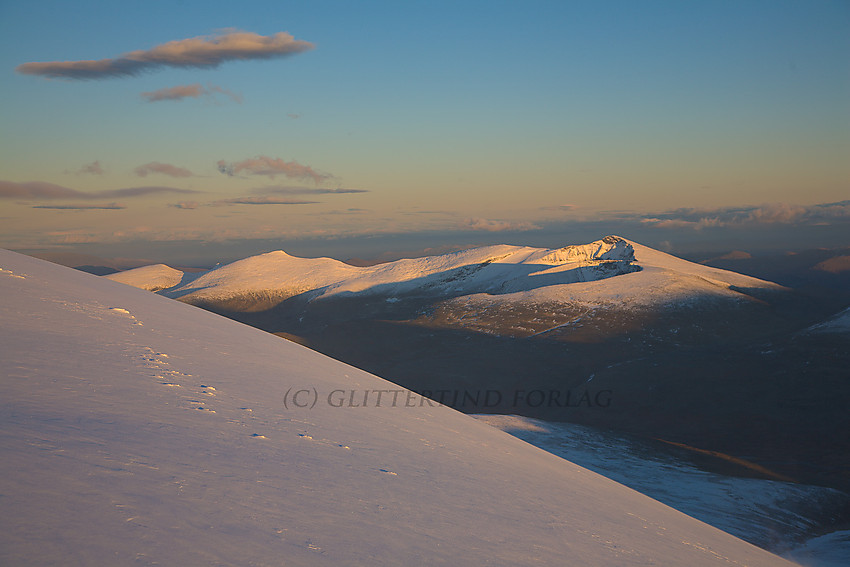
108;236;784;310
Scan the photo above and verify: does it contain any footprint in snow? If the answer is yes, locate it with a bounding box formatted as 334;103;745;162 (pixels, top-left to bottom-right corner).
110;307;143;325
0;268;26;279
306;541;324;553
187;400;216;413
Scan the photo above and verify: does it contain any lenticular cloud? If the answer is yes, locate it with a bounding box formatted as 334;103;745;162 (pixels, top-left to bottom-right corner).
16;31;314;80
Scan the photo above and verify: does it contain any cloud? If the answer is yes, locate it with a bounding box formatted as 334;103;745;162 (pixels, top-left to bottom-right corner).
640;217;723;230
464;218;542;232
103;186;199;198
216;196;319;206
169;201;199;210
68;161;104;175
638;201;850;230
134;162;193;178
540;204;576;211
32;203;125;210
16;30;314;80
217;156;330;184
258;185;368;195
320;208;369;215
745;203;807;224
399;209;453;216
0;180;87;199
0;180;199;200
141;83;243;103
810;200;850;221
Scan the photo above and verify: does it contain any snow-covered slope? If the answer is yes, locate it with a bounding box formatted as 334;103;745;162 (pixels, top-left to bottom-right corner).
804;306;850;334
1;249;796;566
106;263;187;291
475;415;850;563
107;236;782;309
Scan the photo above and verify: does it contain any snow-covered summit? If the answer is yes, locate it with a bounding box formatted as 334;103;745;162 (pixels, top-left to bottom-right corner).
106;236;783;309
534;234;636;264
1;249;796;565
106;263;187;292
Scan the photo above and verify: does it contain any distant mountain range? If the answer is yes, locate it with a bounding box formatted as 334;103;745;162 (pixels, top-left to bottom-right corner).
110;236;782;307
107;236;850;492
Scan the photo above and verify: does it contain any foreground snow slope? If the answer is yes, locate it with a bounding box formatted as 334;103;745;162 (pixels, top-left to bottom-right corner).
1;250;796;566
475;415;849;561
108;236;782;307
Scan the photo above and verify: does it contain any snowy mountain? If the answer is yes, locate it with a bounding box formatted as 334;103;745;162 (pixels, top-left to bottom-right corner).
103;237;850;493
106;262;188;292
0;248;800;566
109;236;783;310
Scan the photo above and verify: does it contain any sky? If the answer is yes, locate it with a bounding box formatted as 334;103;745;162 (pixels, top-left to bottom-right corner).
1;0;848;266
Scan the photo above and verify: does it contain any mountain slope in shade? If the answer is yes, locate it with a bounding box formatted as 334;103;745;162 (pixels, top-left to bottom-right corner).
0;249;797;566
804;306;850;334
475;414;850;563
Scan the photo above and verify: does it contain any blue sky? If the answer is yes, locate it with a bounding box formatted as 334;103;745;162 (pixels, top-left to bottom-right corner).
1;0;848;264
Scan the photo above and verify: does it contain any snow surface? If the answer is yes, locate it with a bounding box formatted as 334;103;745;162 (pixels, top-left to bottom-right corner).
475;415;850;565
107;236;783;308
804;306;850;334
106;263;187;292
1;249;798;566
785;530;850;567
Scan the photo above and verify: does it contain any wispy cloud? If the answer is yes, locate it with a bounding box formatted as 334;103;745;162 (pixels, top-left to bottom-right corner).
216;196;320;206
103;186;199;198
66;161;104;175
16;30;314;80
169;201;200;210
141;83;243;103
32;203;125;210
1;180;87;199
258;185;367;195
540;204;576;212
0;180;199;199
637;201;850;230
134;162;193;178
217;156;330;184
640;217;724;230
399;209;453;216
319;208;369;215
464;218;542;232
